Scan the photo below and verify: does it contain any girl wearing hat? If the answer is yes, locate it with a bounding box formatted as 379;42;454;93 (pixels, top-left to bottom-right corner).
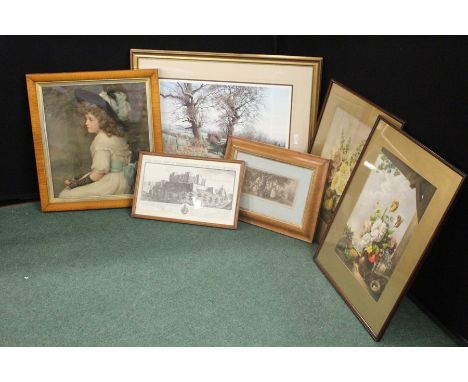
59;89;135;199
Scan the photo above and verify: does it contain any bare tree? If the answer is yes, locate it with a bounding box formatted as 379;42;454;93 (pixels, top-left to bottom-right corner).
160;82;211;140
213;86;263;138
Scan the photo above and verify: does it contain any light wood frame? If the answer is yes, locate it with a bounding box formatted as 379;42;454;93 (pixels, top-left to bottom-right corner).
131;49;323;153
225;137;329;242
132;152;245;229
314;116;465;341
26;69;163;212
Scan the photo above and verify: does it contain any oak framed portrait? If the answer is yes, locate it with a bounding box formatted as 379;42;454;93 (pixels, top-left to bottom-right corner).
310;80;404;242
314;116;465;341
26;69;163;212
131;49;322;158
132;152;245;229
225;137;329;242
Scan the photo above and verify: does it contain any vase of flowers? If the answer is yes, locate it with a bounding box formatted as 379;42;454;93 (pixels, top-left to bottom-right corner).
336;199;404;299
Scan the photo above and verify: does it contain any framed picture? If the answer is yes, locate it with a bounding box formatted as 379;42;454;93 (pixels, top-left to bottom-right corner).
310;80;404;242
26;69;163;212
224;137;329;242
131;49;322;157
314;116;465;341
132;152;245;229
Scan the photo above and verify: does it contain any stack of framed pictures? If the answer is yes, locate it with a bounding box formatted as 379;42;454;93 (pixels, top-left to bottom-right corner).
314;116;465;340
24;48;466;342
26;50;327;238
309;80;465;340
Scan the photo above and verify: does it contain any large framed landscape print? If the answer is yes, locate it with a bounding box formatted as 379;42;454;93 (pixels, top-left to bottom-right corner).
26;69;162;212
131;49;322;157
314;117;465;340
132;152;245;229
311;80;404;242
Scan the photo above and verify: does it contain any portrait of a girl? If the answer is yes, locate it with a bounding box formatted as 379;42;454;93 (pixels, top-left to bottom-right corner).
59;89;136;199
37;80;155;203
28;70;160;211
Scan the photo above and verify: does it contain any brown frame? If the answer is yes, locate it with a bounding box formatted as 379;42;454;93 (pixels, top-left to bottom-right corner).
130;49;323;153
311;79;405;243
314;116;466;341
225;136;329;242
26;69;163;212
131;151;245;229
311;79;405;147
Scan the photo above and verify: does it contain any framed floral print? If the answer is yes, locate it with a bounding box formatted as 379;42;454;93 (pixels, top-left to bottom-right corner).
131;49;322;157
132;152;245;229
26;69;163;212
225;137;329;242
314;116;465;341
310;80;404;242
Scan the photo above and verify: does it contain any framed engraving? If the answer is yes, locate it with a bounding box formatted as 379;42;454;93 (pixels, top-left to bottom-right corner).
26;69;163;212
131;49;322;157
314;117;465;340
132;152;245;229
225;137;329;242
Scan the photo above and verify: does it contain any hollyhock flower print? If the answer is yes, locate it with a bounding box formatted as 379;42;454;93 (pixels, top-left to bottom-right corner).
330;162;351;196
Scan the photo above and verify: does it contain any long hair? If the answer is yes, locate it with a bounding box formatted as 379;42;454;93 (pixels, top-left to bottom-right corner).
77;102;125;137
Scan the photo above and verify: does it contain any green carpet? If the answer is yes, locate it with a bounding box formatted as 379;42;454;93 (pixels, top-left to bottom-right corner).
0;202;456;346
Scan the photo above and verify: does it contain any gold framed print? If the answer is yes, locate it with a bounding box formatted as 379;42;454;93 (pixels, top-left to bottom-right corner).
225;137;329;242
26;69;163;212
132;152;245;229
314;116;465;341
310;80;404;242
131;49;322;157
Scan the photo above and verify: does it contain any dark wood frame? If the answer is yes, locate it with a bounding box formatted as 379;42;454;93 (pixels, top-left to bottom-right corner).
225;136;330;242
311;79;405;243
314;116;466;341
26;69;163;212
311;79;405;147
132;151;245;229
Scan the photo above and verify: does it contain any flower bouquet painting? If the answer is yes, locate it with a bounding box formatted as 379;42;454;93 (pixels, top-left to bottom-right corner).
318;108;371;224
335;149;436;300
321;127;366;222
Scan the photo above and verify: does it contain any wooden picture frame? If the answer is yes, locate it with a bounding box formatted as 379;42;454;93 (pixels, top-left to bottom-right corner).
225;136;329;242
310;80;404;243
314;116;465;341
26;69;163;212
132;152;245;229
131;49;322;157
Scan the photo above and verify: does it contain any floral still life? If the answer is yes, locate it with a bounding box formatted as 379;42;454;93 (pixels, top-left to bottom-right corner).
321;129;366;222
335;200;404;300
333;148;436;301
